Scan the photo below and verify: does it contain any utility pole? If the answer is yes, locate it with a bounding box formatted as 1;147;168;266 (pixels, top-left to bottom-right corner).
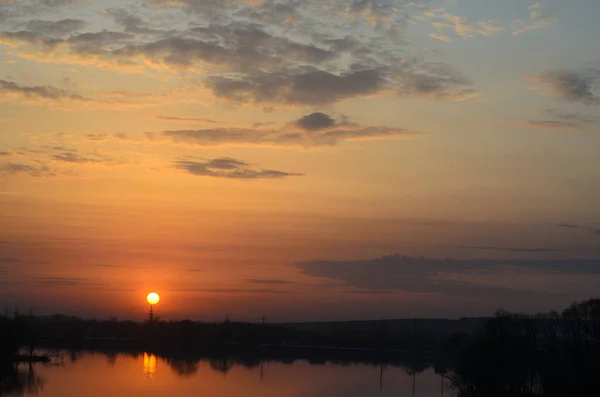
379;363;384;392
148;306;154;323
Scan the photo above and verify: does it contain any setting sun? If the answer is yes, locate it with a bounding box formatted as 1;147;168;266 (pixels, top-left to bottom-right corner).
146;292;160;306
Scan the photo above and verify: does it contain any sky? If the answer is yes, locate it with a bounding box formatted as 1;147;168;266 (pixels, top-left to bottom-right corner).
0;0;599;322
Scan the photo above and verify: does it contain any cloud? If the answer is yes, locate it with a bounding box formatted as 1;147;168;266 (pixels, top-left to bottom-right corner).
0;79;88;104
1;146;130;180
113;132;128;139
0;30;64;50
244;279;296;285
556;223;582;229
51;152;103;163
532;69;600;105
429;33;451;42
296;113;336;131
81;133;107;141
158;113;415;148
0;79;128;110
432;13;504;39
524;108;597;130
295;254;600;296
543;108;597;124
21;19;87;36
173;157;302;179
555;223;600;237
0;0;89;5
207;68;387;106
0;151;10;157
39;0;91;4
525;108;596;130
174;287;295;294
143;0;237;12
0;0;478;107
0;162;55;177
69;31;134;44
47;146;129;165
512;1;556;36
0;79;171;110
155;115;225;124
392;60;478;101
3;275;128;292
527;120;582;130
30;276;91;286
101;8;171;35
91;264;153;269
463;246;570;253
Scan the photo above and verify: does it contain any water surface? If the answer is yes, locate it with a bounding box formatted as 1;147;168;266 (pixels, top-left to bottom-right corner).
15;351;454;397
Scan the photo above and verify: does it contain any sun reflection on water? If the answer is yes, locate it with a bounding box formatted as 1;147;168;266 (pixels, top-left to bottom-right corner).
143;353;157;378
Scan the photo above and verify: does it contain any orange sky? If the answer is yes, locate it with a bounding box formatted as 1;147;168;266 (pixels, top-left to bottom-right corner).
1;0;600;320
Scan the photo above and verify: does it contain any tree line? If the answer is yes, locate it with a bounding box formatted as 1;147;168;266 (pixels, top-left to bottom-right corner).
444;298;600;397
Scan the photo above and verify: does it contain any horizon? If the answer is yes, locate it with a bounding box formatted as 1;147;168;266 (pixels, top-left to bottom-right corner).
2;0;600;321
0;304;546;323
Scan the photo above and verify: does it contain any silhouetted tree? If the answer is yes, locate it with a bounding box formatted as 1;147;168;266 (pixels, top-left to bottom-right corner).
448;298;600;397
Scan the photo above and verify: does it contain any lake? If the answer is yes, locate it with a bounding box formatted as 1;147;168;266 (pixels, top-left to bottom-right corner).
9;351;455;396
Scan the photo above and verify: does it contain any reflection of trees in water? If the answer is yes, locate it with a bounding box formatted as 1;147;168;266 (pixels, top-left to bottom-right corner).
0;363;45;397
105;352;117;367
69;350;83;364
403;361;429;397
166;359;199;377
165;356;259;377
159;353;434;379
209;358;233;375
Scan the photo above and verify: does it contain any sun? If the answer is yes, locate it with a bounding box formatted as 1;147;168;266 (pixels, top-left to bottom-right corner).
146;292;160;305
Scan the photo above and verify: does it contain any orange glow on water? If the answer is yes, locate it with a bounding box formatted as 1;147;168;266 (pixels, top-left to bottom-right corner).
143;353;157;378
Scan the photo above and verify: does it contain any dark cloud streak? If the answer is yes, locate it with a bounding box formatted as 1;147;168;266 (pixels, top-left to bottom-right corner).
174;157;302;180
535;69;600;105
296;254;600;296
464;246;571;253
244;279;296;285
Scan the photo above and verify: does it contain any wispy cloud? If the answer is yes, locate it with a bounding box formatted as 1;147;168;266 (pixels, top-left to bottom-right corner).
523;108;596;130
0;0;478;107
0;145;132;180
0;162;55;177
174;157;302;180
296;254;600;298
0;79;169;110
429;32;451;42
154;115;226;124
531;69;600;105
512;1;556;36
174;287;295;294
432;13;504;39
155;113;417;148
29;276;95;287
244;279;296;285
21;18;87;36
91;264;154;269
555;223;600;237
463;246;570;253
